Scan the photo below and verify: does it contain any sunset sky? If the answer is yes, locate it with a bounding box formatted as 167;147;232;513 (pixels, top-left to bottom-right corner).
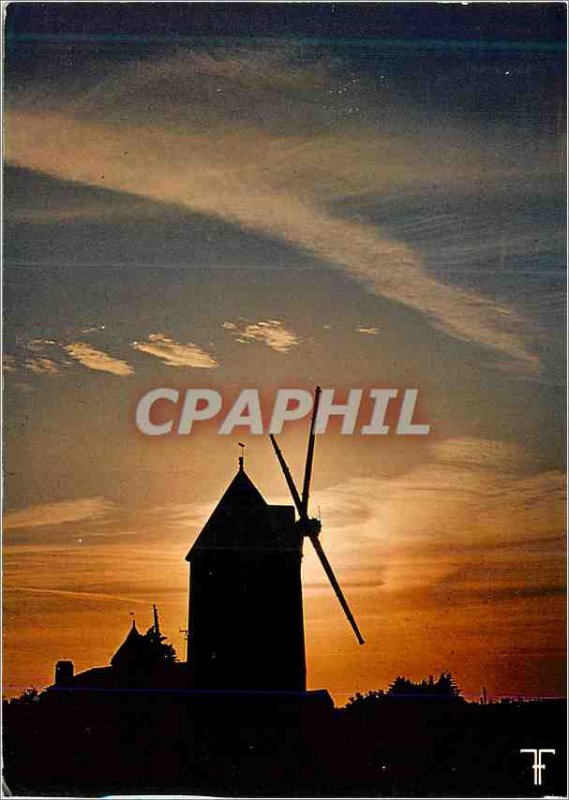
3;3;566;703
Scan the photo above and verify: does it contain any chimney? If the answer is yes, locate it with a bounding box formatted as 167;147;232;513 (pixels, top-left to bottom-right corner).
55;660;74;686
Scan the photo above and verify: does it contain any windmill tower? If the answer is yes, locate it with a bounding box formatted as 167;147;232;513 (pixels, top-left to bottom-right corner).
185;387;363;694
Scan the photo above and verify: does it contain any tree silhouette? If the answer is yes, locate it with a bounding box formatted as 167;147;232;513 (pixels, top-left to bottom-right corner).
387;672;462;698
4;687;41;706
144;625;177;665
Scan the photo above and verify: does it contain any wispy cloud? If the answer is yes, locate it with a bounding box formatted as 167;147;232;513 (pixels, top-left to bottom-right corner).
3;354;18;373
4;47;548;374
432;563;565;604
24;357;65;375
223;319;300;353
3;352;66;376
7;585;155;606
132;333;219;368
5;203;153;225
80;324;107;334
309;438;565;601
4;497;116;531
27;338;58;350
64;342;134;376
431;436;523;473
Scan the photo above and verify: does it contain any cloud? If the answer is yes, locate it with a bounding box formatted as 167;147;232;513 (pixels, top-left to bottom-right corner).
24;357;64;375
5;334;127;379
430;436;524;473
5;203;153;225
225;319;300;353
4;497;116;531
4;47;548;374
132;333;218;368
3;352;66;376
356;325;380;335
8;586;155;606
64;342;134;376
80;324;106;334
3;355;18;373
308;438;565;601
27;338;58;350
433;563;565;604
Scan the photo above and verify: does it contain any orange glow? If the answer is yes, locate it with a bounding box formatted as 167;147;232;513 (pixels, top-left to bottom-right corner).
4;434;565;702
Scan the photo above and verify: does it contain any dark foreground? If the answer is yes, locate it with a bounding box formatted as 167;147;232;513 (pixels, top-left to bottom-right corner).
3;689;566;797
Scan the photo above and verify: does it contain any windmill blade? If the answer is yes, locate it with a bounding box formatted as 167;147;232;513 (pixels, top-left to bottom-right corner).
301;386;322;518
269;434;303;515
308;533;365;645
270;386;364;645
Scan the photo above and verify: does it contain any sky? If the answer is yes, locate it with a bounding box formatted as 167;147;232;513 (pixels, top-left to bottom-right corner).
3;2;566;703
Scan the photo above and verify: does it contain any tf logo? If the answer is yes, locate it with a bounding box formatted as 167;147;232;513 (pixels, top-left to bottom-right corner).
520;749;556;786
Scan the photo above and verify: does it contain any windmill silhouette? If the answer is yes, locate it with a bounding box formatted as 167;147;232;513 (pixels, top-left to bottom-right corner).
185;386;363;694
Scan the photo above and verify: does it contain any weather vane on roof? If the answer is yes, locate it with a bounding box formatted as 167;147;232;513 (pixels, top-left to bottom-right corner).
238;442;245;470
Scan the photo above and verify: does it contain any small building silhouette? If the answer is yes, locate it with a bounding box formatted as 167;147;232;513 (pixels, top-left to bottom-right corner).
50;609;188;692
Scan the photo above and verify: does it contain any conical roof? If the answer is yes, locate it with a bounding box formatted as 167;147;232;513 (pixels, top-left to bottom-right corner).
214;464;267;511
186;463;290;559
110;621;147;668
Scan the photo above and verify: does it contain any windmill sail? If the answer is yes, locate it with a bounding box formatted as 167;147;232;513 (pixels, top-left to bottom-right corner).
270;387;365;645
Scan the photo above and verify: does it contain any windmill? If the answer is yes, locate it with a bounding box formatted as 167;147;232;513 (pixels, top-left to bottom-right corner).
185;386;363;694
269;386;364;646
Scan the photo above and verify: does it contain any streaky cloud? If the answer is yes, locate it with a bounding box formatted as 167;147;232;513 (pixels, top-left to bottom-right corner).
306;438;564;600
64;342;134;376
24;357;65;375
132;333;219;368
224;319;300;353
6;585;156;607
5;47;548;374
4;497;116;531
356;325;380;335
